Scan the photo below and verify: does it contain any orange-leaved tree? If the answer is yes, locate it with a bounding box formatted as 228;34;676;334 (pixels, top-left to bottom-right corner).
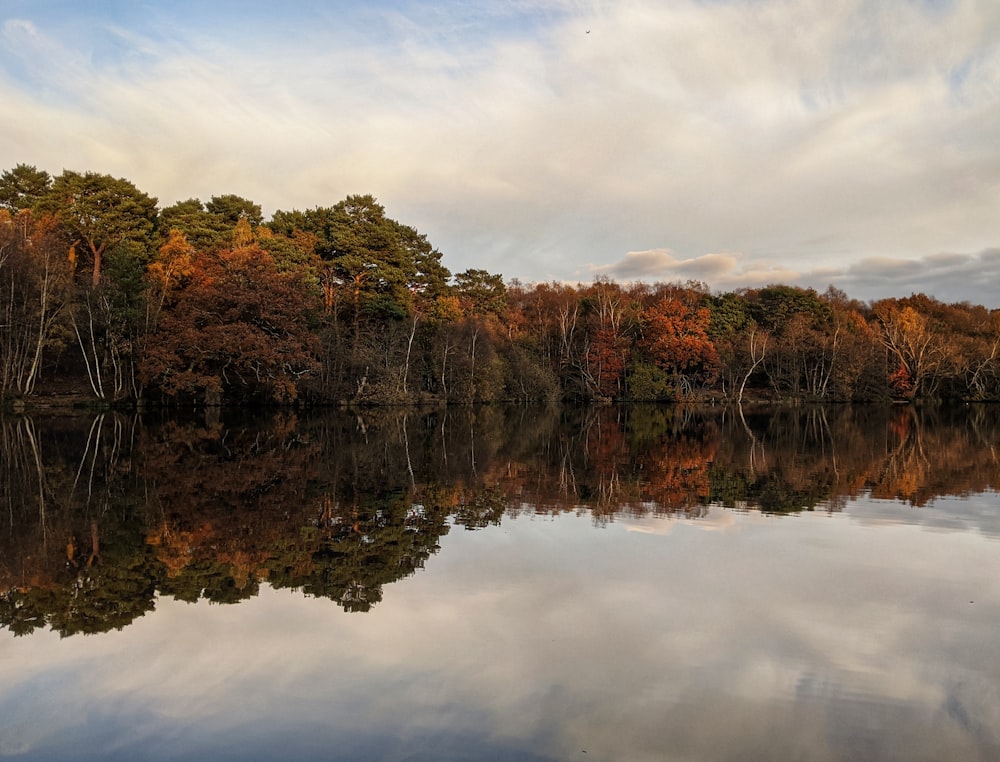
141;242;321;404
871;297;947;399
639;296;720;397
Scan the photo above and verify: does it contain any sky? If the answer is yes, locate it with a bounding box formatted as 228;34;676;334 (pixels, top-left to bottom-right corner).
1;0;998;305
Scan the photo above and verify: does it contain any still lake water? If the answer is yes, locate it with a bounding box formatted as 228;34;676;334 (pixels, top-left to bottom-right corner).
1;404;999;760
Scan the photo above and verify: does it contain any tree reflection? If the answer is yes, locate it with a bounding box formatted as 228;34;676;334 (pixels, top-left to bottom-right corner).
0;412;154;635
265;487;452;613
2;403;999;635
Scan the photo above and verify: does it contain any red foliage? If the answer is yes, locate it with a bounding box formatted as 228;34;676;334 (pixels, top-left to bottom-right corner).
641;297;720;387
141;243;321;403
587;327;627;398
887;365;914;398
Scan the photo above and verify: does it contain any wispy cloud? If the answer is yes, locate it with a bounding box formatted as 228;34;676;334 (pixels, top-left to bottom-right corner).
0;1;998;301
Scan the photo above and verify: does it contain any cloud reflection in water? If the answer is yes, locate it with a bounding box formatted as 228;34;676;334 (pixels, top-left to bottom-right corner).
2;496;999;761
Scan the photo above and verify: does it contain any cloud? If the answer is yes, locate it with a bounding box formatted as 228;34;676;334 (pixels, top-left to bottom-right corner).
0;1;998;298
589;246;1000;306
590;246;807;292
831;247;1000;304
2;18;39;38
591;248;742;280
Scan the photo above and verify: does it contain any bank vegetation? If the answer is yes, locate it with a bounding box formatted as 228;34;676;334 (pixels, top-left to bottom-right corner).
2;163;998;408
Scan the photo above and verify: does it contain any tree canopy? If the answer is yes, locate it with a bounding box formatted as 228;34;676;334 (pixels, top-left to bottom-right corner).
3;161;1000;407
0;164;51;212
35;170;158;287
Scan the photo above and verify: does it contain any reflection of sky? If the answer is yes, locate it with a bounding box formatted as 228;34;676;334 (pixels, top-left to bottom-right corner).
2;494;1000;760
848;490;1000;539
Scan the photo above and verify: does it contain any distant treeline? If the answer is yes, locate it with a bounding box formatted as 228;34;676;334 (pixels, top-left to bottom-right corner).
2;163;998;406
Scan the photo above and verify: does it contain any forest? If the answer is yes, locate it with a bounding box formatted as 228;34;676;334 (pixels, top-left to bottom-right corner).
2;163;999;407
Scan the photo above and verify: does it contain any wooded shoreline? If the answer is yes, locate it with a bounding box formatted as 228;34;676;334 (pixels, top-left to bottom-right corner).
3;163;999;409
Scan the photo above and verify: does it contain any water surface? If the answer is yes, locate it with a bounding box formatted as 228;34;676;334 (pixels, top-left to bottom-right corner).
1;405;998;760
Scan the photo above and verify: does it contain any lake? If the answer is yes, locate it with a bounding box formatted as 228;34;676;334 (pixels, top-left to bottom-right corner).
1;404;999;760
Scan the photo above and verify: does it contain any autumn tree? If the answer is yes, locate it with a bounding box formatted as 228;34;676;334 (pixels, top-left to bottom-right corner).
580;279;633;400
637;295;719;397
512;282;590;397
143;229;197;351
965;309;1000;400
141;242;321;405
820;288;884;400
871;297;949;399
493;281;557;402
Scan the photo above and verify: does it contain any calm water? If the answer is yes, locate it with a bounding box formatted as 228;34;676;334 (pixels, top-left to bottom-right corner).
1;405;999;761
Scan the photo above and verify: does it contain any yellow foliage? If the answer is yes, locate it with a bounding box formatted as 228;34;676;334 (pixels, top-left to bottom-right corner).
233;216;256;248
432;294;463;322
149;230;196;289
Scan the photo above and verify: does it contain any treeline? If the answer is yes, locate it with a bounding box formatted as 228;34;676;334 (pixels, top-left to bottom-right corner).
2;163;999;406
